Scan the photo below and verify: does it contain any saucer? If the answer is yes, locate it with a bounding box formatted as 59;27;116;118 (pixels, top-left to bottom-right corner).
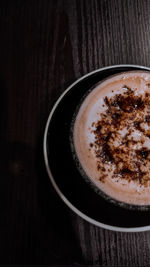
44;65;150;232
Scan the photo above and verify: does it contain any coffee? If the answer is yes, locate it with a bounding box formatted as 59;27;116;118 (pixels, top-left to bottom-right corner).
73;71;150;206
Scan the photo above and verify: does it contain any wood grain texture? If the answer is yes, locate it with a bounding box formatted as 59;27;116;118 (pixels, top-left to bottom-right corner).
1;0;150;265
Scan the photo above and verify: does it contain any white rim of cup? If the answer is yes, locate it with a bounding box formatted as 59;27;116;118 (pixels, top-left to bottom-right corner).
43;64;150;232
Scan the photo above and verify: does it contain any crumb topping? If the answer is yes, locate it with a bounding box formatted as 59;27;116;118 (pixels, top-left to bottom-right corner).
90;85;150;186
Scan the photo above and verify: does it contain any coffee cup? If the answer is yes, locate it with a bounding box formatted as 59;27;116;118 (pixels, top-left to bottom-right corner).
44;65;150;231
71;70;150;210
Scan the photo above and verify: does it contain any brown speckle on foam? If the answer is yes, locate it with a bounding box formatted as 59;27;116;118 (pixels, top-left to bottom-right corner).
90;85;150;186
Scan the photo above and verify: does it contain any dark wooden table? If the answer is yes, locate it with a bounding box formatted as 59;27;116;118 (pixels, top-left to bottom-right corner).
1;0;150;265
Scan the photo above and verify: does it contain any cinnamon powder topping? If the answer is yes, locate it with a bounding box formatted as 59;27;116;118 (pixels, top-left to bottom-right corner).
90;86;150;186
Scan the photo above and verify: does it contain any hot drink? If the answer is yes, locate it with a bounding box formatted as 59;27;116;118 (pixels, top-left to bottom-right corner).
73;71;150;206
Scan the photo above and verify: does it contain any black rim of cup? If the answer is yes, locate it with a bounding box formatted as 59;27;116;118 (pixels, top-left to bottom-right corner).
70;71;150;212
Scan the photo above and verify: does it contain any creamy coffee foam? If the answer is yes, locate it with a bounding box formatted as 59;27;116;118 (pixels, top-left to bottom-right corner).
73;71;150;206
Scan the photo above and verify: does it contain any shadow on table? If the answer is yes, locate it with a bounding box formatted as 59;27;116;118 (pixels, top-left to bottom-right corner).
36;132;83;265
3;139;82;265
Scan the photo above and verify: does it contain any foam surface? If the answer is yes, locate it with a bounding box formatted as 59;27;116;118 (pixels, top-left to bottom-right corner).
73;71;150;205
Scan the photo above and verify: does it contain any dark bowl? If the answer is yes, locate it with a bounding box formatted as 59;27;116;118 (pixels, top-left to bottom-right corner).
44;64;150;232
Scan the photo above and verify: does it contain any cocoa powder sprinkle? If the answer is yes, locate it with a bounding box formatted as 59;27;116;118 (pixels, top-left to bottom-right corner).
90;87;150;186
